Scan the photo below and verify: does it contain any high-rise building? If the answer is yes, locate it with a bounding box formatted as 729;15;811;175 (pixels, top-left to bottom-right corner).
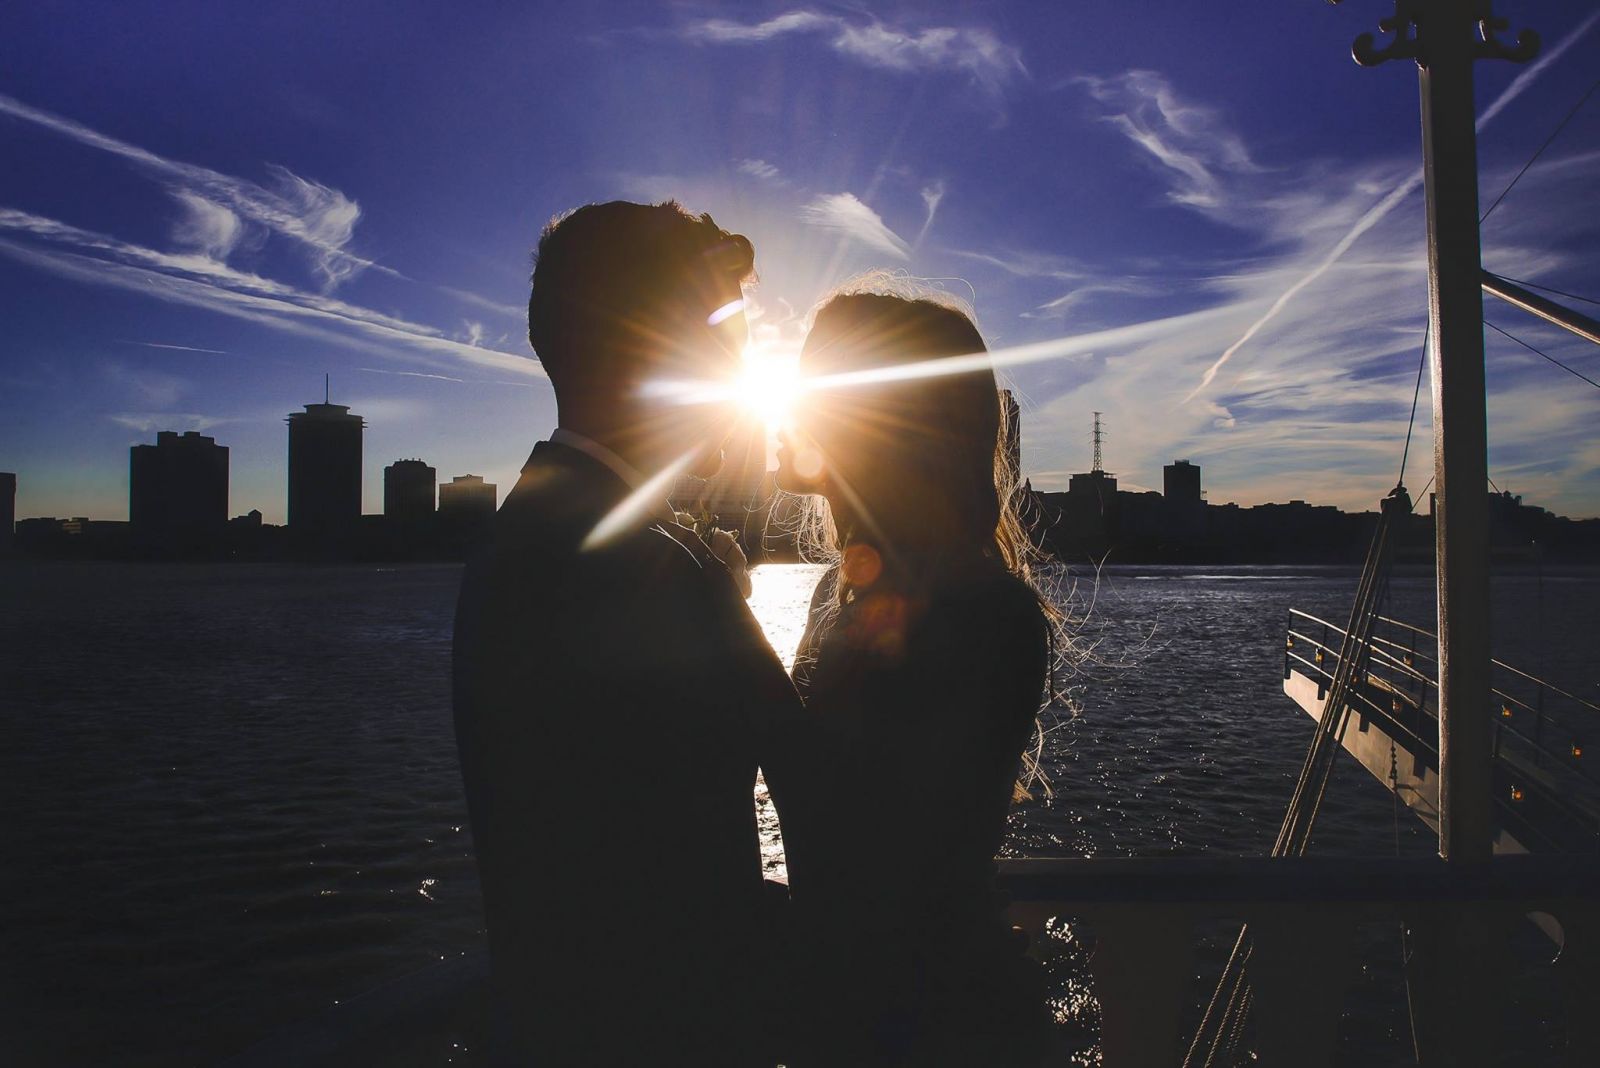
0;471;14;550
1164;459;1203;502
384;459;436;521
439;474;497;523
287;400;364;537
130;431;229;546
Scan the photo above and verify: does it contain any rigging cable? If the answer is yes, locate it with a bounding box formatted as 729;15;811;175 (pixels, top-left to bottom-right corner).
1479;73;1600;225
1493;275;1600;308
1397;323;1430;489
1484;319;1600;390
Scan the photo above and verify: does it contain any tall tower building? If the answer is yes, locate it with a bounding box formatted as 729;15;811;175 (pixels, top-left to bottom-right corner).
1163;459;1202;502
439;474;497;523
384;459;436;521
130;431;229;546
287;394;364;538
0;471;15;550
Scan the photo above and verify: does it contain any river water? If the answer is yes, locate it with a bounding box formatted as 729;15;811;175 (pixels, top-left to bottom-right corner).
2;560;1595;1065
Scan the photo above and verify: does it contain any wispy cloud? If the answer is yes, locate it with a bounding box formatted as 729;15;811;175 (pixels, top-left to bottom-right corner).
682;11;1025;96
359;367;468;383
170;191;245;260
737;158;782;182
108;411;229;433
357;366;539;390
0;92;389;288
0;209;542;378
438;285;525;320
915;181;945;246
1181;9;1598;405
103;361;189;408
1023;280;1155;321
800;193;910;260
949;247;1087;282
120;340;229;355
1007;38;1600;517
1077;70;1256;212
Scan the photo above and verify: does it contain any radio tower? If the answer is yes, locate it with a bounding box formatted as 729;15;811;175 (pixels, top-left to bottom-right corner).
1091;411;1105;473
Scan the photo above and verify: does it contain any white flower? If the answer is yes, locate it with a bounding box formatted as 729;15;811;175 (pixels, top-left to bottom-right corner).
705;527;753;599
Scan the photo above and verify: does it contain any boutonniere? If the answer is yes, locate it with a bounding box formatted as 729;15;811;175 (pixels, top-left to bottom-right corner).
704;526;753;599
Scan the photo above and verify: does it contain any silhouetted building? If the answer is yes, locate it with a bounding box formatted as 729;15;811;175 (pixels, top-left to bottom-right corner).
1;472;14;551
1164;460;1202;502
15;516;129;556
130;431;229;550
1162;459;1206;541
439;474;497;524
385;459;436;521
287;401;364;540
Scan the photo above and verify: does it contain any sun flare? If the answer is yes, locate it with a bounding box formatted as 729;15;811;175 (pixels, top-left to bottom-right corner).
733;346;802;428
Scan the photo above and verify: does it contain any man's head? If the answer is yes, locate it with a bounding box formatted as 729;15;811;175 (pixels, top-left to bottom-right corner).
529;201;754;459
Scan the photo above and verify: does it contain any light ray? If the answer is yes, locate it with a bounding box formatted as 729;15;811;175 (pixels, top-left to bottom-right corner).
581;447;701;552
640;300;1244;410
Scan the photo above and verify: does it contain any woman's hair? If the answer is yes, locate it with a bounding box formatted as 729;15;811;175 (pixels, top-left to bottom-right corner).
783;274;1068;791
791;276;1044;586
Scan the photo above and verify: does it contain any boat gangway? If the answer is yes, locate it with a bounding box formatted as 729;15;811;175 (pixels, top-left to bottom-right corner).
1282;608;1600;855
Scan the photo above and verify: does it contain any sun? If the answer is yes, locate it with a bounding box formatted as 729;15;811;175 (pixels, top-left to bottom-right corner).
733;344;801;428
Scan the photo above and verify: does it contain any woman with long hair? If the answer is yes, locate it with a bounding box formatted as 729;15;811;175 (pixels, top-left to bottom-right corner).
774;281;1058;1066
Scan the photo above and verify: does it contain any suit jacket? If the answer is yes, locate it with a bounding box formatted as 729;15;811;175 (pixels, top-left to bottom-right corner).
453;440;800;1066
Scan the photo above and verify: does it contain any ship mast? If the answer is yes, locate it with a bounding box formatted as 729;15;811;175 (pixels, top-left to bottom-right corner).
1343;0;1539;866
1341;2;1539;1059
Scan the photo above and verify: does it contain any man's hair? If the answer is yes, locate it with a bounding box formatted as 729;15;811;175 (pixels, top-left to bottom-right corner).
527;200;754;391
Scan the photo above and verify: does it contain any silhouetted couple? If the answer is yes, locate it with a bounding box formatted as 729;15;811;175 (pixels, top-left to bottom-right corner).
454;201;1055;1067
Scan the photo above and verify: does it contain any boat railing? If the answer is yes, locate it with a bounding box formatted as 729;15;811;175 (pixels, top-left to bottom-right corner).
1285;608;1598;797
996;852;1600;1067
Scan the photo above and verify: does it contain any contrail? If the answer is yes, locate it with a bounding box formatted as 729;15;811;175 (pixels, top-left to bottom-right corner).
1186;9;1600;405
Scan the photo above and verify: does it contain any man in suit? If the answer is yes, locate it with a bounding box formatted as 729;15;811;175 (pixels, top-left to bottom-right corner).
453;201;800;1066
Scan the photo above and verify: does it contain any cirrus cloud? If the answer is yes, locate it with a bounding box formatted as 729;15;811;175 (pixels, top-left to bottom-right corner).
799;193;910;260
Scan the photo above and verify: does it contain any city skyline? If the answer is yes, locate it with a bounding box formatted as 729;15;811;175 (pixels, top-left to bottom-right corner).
8;399;1596;532
3;2;1599;525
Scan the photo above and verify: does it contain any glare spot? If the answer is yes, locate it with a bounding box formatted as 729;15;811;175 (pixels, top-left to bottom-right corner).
842;543;882;587
791;446;825;483
707;297;745;327
734;349;800;427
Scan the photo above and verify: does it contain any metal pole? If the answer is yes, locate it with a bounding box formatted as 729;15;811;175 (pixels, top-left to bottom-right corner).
1481;270;1600;345
1418;0;1493;865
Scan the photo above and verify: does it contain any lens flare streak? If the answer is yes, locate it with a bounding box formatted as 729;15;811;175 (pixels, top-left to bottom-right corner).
581;447;701;552
642;301;1245;415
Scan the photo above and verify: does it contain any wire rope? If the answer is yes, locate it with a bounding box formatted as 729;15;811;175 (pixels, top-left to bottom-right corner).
1397;323;1430;488
1479;74;1600;225
1484;318;1600;390
1493;275;1600;308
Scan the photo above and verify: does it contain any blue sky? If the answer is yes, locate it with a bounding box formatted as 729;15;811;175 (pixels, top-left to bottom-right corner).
2;0;1597;524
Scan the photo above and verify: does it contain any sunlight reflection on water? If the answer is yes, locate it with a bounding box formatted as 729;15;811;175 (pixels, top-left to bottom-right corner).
747;563;828;882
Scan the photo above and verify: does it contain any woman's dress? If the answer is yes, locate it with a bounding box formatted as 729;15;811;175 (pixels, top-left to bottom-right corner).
779;561;1053;1067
